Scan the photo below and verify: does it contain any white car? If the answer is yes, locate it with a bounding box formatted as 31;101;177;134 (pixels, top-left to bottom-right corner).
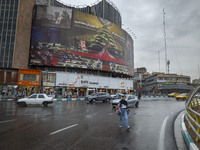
112;94;139;108
195;93;200;99
111;93;123;99
17;93;53;107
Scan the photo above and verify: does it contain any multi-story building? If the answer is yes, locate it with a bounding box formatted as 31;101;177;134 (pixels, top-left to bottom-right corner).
0;0;134;97
133;67;150;93
192;79;200;85
145;72;192;94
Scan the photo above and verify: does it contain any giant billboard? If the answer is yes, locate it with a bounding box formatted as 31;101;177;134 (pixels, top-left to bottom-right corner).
30;5;134;75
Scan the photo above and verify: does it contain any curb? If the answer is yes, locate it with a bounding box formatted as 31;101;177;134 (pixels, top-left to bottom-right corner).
54;98;85;101
0;99;13;101
0;98;85;101
181;114;199;150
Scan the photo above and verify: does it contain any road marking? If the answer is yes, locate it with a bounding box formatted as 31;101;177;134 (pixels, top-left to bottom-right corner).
158;116;169;150
6;113;51;116
109;113;114;115
0;119;16;124
50;124;78;135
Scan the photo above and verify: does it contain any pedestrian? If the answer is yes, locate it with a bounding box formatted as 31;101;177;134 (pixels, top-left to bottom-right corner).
118;95;131;129
138;92;141;100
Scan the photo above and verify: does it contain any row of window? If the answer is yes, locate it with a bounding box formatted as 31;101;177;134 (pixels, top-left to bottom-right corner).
1;0;18;5
0;0;18;68
158;77;190;81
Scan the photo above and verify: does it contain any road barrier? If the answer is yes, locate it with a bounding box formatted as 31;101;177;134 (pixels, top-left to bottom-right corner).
185;99;200;142
141;95;169;99
184;84;200;150
56;97;84;101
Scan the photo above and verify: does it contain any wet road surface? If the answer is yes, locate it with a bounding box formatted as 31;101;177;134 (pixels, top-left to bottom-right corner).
0;98;185;150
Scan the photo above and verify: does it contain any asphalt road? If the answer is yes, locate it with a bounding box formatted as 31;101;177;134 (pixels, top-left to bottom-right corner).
0;98;185;150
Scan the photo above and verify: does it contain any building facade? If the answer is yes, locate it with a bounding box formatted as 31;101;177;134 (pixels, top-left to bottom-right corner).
145;72;192;94
0;0;134;97
192;79;200;85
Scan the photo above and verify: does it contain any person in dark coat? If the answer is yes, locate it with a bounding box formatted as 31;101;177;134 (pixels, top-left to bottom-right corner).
118;95;130;129
138;92;141;100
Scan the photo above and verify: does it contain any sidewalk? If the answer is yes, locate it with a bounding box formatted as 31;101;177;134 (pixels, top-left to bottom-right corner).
174;110;188;150
174;110;199;150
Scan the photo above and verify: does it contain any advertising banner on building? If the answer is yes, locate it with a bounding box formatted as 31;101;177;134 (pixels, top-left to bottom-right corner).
42;72;56;87
55;72;132;90
18;69;41;86
30;5;134;75
34;5;72;29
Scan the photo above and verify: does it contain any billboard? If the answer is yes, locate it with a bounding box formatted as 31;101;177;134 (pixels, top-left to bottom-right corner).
55;72;133;90
30;5;134;75
34;5;72;29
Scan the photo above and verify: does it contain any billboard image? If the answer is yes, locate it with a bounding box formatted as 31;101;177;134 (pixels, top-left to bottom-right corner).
34;5;72;29
30;5;134;75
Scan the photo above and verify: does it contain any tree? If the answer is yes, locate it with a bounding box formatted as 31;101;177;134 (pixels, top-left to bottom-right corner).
88;24;116;52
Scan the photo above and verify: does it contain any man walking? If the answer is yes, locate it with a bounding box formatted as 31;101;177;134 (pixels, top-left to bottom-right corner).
118;95;130;129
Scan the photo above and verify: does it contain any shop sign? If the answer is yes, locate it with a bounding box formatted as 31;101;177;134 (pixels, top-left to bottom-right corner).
120;81;125;87
18;69;41;86
57;82;68;86
81;80;89;84
89;82;98;85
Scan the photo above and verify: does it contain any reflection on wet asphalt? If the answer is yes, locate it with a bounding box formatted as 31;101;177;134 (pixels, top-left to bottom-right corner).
0;99;185;150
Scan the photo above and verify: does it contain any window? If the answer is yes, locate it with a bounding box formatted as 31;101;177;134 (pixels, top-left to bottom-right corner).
29;95;37;99
23;74;37;81
38;95;44;98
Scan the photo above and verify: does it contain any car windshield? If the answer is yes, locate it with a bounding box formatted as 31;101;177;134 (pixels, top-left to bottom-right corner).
171;92;176;94
90;93;97;96
180;93;187;96
29;95;37;98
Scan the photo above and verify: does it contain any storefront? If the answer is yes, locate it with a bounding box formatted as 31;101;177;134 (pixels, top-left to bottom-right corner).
55;72;133;97
41;72;56;95
18;69;41;96
0;69;18;98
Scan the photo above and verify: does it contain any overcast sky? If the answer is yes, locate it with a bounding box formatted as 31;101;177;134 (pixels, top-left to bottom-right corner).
62;0;200;80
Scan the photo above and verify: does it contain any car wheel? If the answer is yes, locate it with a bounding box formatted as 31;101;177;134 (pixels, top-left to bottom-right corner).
92;99;96;103
106;98;110;103
43;102;48;107
135;102;139;108
20;102;26;107
183;98;186;101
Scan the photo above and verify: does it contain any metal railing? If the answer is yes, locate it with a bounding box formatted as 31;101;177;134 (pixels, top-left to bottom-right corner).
185;84;200;142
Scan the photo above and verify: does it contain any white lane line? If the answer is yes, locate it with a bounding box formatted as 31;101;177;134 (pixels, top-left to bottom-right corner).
50;124;78;135
0;119;16;124
158;116;169;150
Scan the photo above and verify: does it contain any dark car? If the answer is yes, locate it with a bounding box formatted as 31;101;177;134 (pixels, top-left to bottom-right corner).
14;94;24;102
86;92;111;103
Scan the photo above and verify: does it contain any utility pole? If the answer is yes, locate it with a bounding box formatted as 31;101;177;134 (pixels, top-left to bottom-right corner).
158;50;160;72
198;64;200;80
102;0;105;19
163;8;168;74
